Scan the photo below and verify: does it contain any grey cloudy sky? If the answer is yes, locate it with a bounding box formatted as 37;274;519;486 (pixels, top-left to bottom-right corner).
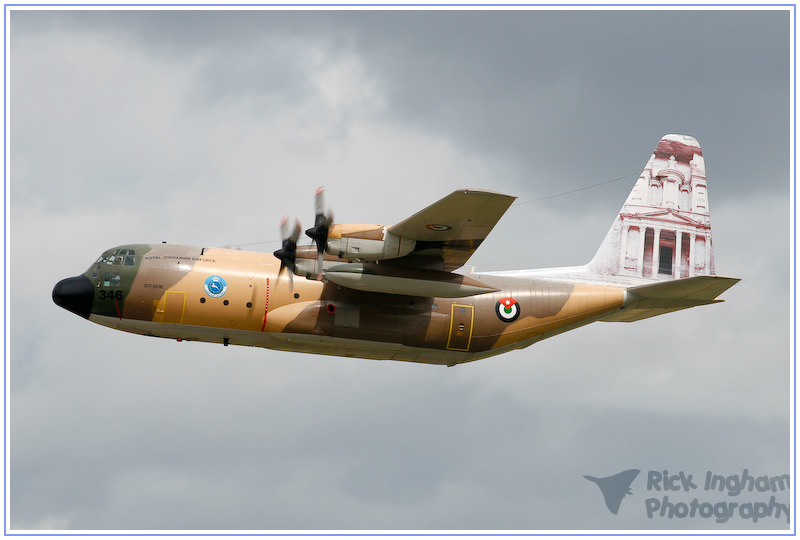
9;7;792;532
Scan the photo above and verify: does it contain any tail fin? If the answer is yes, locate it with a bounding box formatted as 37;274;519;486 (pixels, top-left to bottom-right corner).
588;134;715;280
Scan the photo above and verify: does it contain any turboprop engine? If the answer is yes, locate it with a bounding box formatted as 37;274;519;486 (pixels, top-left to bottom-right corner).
274;188;419;285
303;187;416;263
325;224;416;261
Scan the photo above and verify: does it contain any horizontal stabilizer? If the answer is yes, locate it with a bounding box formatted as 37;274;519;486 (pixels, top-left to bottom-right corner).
601;275;740;322
324;263;499;298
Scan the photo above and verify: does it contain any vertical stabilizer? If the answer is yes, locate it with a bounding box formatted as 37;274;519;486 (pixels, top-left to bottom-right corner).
588;134;715;281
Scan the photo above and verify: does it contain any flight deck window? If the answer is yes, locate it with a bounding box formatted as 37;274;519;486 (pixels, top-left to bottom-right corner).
98;250;136;268
103;273;121;287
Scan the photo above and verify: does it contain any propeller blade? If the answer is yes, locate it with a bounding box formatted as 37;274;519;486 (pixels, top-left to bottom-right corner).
273;215;301;290
305;187;333;277
313;185;325;217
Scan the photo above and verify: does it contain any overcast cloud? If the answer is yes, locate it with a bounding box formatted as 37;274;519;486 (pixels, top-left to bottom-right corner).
8;7;792;532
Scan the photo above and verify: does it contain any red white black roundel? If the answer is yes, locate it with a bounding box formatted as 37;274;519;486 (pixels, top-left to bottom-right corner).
496;297;520;322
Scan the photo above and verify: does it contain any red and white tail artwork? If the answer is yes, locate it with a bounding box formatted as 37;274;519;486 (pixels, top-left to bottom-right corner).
588;134;715;281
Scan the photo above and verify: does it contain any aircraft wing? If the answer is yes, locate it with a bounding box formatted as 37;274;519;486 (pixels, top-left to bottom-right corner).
386;189;516;271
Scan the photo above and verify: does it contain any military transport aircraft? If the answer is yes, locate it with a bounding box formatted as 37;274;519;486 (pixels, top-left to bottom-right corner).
53;134;739;366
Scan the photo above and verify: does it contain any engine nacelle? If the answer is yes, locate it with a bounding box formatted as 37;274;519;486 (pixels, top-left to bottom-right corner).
326;224;416;261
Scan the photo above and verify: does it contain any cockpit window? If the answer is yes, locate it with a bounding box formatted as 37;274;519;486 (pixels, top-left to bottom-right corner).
90;248;138;278
97;252;133;266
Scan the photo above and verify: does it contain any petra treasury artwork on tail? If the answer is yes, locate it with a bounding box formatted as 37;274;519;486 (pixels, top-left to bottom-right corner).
53;135;739;366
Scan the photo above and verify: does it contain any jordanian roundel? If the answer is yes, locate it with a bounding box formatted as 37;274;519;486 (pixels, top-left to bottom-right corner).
495;298;520;322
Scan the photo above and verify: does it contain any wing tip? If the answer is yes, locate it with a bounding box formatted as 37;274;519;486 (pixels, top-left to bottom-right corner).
458;188;517;200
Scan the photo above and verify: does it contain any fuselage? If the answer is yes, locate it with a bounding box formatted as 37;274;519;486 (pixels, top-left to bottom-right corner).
53;243;627;366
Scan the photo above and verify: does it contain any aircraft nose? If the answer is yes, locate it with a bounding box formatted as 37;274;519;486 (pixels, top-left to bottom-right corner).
52;275;94;319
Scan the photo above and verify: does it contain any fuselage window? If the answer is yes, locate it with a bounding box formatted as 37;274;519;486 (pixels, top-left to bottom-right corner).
103;273;121;287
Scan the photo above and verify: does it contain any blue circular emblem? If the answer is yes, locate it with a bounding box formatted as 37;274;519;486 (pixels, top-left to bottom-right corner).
204;275;227;298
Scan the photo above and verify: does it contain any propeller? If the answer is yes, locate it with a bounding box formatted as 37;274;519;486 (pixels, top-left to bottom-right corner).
304;187;334;277
273;215;302;290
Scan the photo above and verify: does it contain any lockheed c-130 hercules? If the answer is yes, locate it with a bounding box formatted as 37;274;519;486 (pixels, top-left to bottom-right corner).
53;134;739;366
